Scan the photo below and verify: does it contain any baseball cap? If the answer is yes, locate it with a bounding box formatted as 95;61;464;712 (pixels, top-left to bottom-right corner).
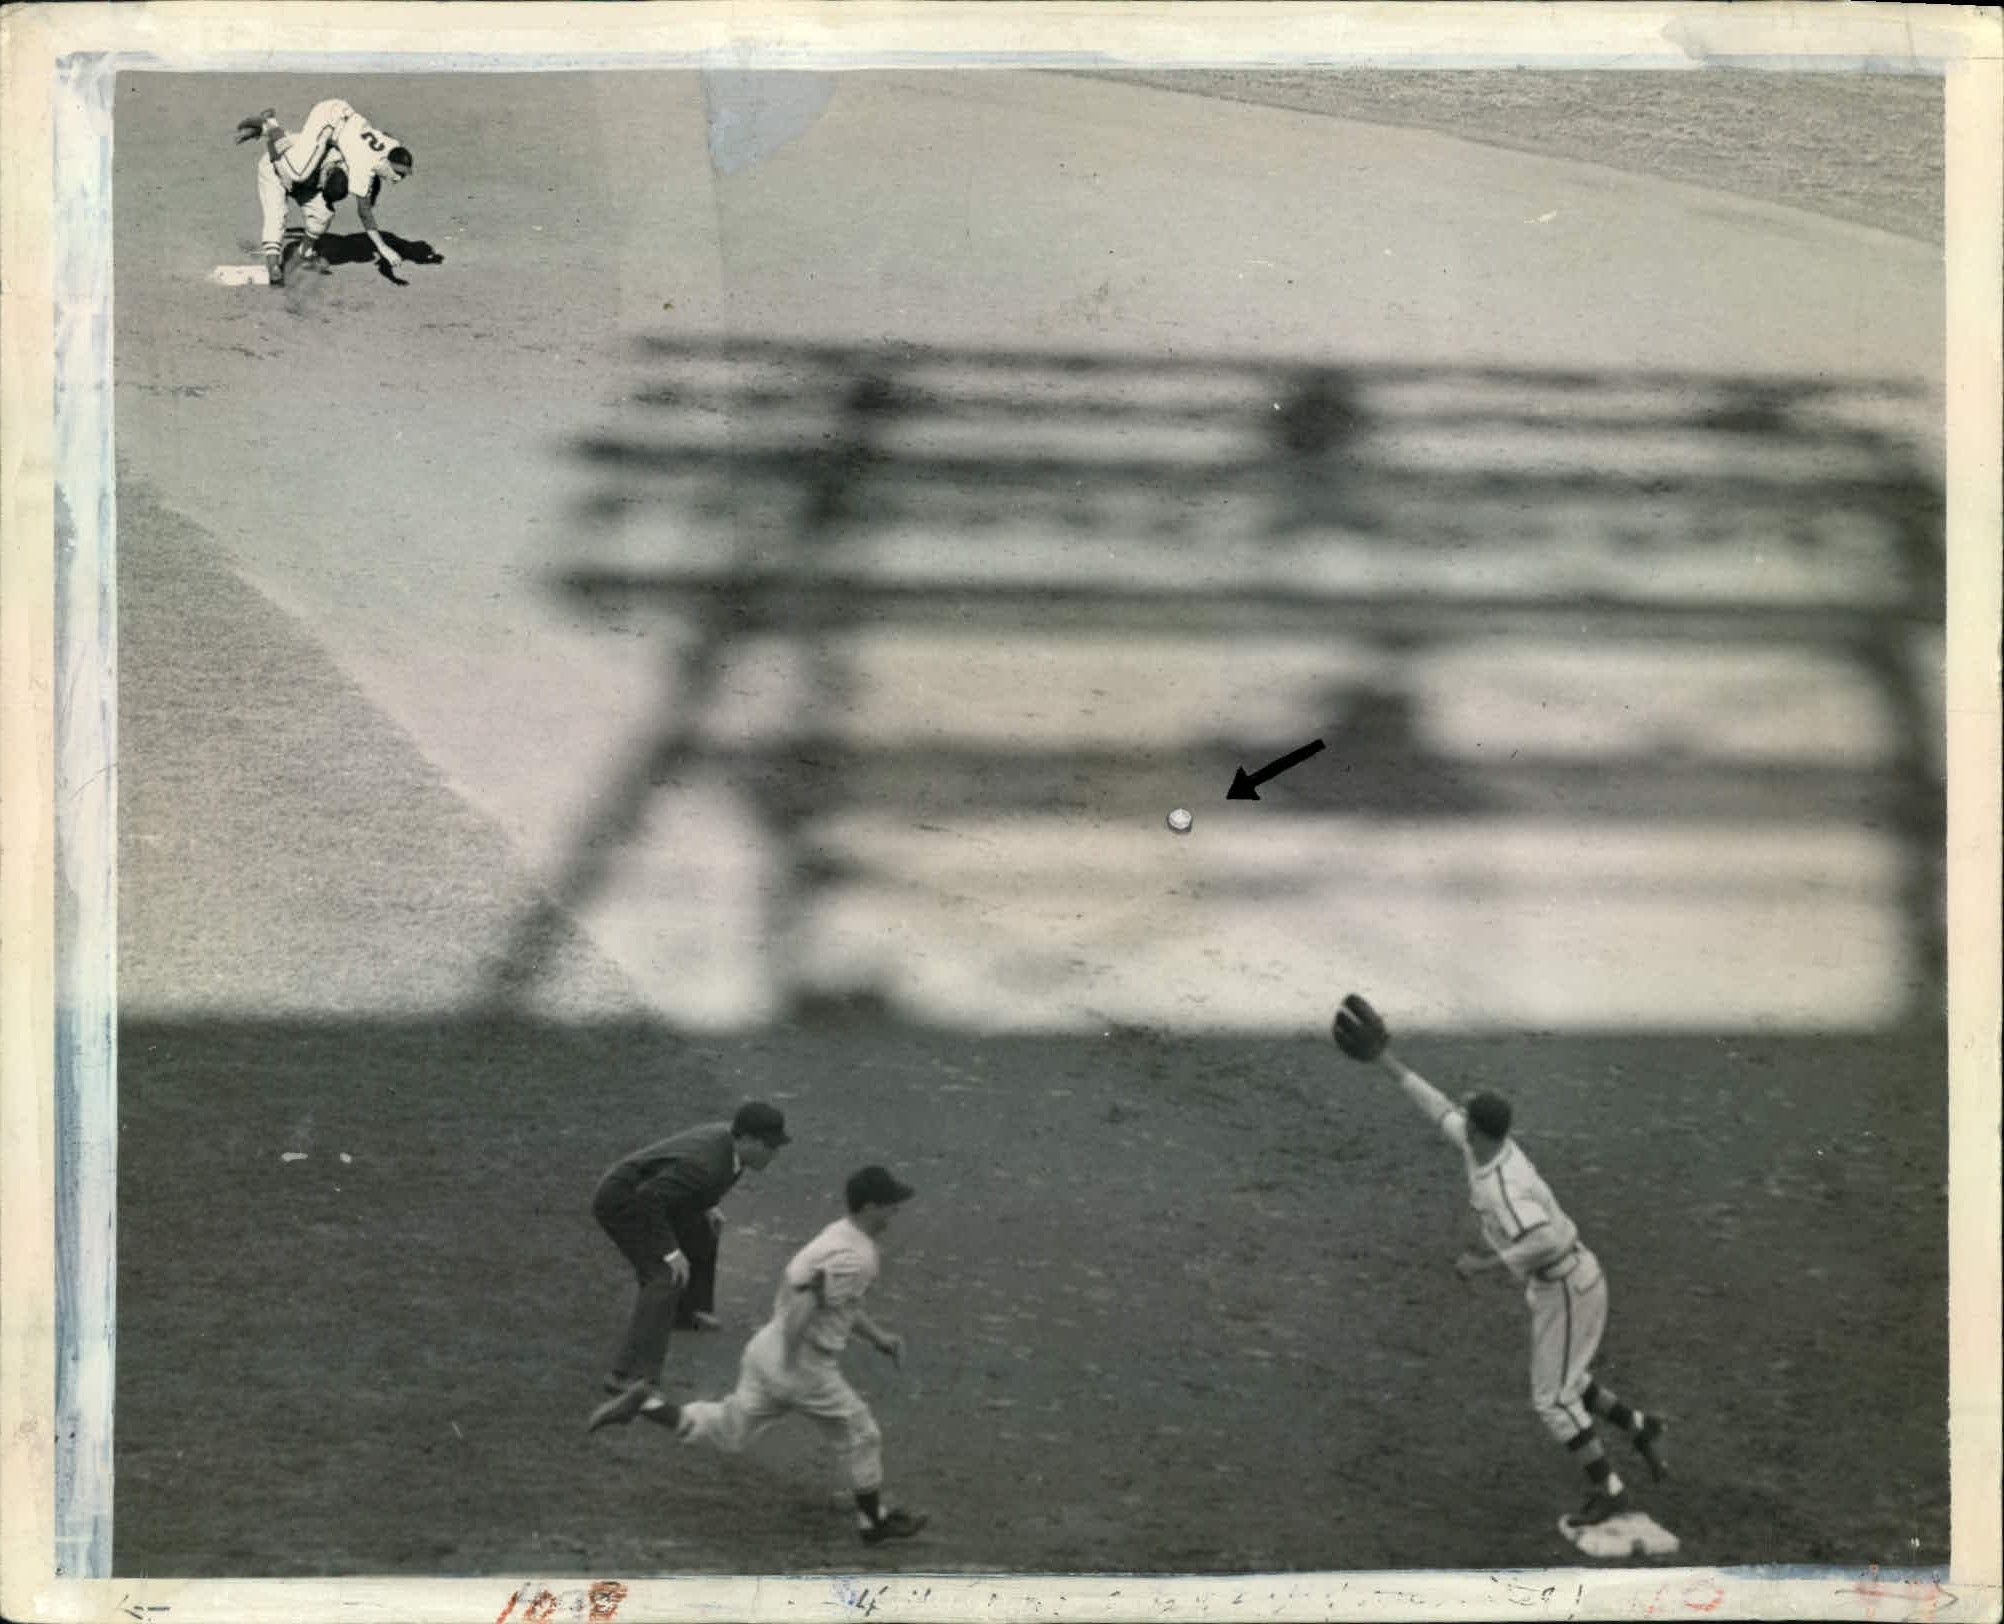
1464;1091;1513;1139
731;1101;791;1146
845;1164;915;1211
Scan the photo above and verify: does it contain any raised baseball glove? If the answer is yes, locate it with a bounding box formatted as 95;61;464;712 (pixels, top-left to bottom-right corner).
233;108;276;145
1331;993;1389;1061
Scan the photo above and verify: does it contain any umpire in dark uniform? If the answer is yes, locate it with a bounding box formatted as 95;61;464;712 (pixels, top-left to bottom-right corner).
588;1101;791;1429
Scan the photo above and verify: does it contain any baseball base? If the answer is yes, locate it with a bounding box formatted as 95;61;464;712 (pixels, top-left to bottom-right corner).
1558;1510;1681;1559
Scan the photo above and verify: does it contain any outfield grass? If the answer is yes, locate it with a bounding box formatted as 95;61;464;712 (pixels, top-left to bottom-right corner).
115;1008;1950;1575
1106;70;1943;245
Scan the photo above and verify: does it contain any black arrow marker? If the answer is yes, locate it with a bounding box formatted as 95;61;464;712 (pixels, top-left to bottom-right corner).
1227;738;1326;800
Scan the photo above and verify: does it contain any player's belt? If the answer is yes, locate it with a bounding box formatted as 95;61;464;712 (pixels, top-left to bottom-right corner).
1533;1245;1582;1282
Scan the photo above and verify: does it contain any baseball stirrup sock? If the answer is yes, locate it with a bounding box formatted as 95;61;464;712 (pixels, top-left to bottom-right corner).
1583;1381;1641;1433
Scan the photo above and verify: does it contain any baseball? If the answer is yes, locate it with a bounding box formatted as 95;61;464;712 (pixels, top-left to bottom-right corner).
1166;807;1193;834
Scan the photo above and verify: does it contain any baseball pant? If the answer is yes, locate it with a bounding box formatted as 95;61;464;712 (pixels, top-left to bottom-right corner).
593;1175;720;1386
673;1213;721;1328
678;1323;884;1492
256;151;335;257
1525;1249;1608;1442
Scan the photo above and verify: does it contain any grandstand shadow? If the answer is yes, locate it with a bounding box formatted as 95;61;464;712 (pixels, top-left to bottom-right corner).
505;337;1945;1026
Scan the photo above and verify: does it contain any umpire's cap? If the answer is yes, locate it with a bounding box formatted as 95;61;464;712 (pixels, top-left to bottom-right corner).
731;1100;791;1146
1464;1091;1513;1140
846;1165;915;1212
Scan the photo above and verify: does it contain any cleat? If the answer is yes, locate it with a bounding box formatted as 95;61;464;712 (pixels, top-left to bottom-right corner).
1561;1487;1631;1529
637;1397;681;1429
586;1380;656;1433
297;245;331;276
264;250;284;288
1632;1415;1670;1481
859;1508;928;1545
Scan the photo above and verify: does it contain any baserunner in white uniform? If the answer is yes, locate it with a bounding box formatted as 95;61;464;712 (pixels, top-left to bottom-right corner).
629;1165;928;1546
235;100;413;286
1330;994;1670;1532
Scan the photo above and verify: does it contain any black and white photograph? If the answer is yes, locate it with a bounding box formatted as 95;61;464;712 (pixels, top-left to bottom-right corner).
2;3;1999;1620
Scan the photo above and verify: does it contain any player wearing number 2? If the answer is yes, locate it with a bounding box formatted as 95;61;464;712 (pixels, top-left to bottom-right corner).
1330;994;1669;1532
235;100;414;287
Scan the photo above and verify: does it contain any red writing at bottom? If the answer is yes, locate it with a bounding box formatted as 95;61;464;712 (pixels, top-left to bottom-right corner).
497;1580;628;1624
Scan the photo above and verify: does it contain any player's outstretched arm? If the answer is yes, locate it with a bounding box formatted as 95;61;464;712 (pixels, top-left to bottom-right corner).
1379;1052;1463;1138
355;192;403;268
1332;994;1464;1142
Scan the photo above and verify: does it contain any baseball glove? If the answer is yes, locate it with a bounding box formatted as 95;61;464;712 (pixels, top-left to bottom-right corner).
320;164;350;204
233;108;276;145
1331;993;1389;1061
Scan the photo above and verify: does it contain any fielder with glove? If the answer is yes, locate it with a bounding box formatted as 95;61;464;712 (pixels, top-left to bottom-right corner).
1332;993;1669;1533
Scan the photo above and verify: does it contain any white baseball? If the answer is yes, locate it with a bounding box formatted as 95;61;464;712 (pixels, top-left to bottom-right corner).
1167;808;1194;834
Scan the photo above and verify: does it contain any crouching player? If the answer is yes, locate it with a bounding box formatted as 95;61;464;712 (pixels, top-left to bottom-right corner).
235;100;413;286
